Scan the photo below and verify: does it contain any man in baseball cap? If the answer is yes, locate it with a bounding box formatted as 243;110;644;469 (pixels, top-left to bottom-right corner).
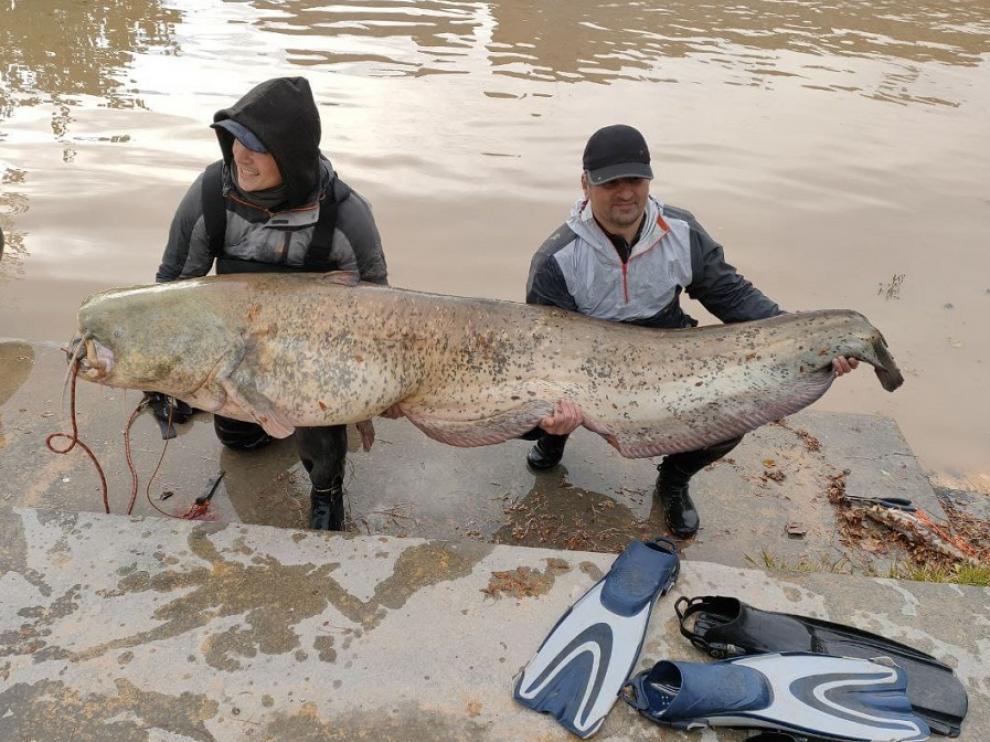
523;124;857;539
581;124;653;185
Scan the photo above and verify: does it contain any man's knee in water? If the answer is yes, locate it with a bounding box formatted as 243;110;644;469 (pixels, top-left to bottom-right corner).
213;415;273;451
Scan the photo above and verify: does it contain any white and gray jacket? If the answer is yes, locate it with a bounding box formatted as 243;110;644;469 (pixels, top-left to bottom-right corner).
526;197;780;327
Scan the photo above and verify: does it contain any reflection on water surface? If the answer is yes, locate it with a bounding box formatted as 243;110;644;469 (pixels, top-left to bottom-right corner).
0;0;988;485
235;0;990;106
0;1;179;123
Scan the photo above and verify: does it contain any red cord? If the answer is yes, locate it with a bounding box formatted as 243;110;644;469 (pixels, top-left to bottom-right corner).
45;362;110;514
47;358;210;520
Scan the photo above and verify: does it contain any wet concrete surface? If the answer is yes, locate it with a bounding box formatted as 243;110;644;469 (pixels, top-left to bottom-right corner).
0;339;953;574
1;504;986;741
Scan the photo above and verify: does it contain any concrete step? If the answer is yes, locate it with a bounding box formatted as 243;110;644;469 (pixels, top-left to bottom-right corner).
1;505;985;740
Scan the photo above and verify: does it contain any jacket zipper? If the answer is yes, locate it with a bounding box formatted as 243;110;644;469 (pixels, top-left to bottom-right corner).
622;230;667;305
592;211;665;306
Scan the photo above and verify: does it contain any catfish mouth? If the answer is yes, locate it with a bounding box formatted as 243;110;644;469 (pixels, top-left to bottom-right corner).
67;335;114;381
872;335;904;392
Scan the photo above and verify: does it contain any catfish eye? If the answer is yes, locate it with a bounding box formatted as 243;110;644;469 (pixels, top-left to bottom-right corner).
113;329;123;338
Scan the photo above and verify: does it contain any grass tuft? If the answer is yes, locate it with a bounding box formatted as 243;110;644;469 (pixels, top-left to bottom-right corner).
893;562;990;586
745;550;989;586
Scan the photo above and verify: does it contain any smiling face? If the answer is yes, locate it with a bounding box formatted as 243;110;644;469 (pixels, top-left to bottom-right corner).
232;139;283;191
582;173;650;235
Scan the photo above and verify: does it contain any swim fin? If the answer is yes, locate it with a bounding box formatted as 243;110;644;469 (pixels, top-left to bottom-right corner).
513;538;679;738
676;595;968;736
623;651;931;741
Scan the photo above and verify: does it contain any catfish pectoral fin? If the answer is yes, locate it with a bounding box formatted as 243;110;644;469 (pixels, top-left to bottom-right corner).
219;378;295;439
181;384;227;413
255;413;294;439
402;400;554;447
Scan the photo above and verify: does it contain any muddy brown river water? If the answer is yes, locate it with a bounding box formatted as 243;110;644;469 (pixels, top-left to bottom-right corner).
1;0;988;488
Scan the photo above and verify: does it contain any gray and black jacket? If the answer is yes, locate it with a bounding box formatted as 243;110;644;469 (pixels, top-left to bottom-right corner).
155;159;387;283
156;76;387;284
526;197;779;327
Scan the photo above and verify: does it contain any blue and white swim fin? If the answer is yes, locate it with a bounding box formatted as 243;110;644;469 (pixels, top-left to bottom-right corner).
623;651;931;741
513;538;679;738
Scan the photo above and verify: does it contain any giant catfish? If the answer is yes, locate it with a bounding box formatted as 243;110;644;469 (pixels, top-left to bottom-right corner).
70;272;903;457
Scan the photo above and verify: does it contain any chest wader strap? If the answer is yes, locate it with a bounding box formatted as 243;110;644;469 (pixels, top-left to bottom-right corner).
302;183;348;270
201;160;227;260
201;160;352;274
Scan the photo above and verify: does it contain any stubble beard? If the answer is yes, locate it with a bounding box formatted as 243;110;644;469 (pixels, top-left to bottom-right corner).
610;203;643;228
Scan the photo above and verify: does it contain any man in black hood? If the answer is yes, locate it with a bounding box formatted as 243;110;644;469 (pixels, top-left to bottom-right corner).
156;77;388;531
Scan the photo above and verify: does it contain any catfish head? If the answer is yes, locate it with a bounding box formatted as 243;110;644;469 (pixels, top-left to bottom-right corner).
68;281;234;396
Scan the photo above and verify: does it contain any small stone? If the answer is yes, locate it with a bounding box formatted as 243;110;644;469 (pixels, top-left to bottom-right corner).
943;303;954;309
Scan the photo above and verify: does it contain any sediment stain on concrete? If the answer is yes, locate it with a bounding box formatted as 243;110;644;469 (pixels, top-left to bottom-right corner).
1;583;80;662
262;701;492;741
35;507;82;530
481;557;572;599
0;678;219;741
69;530;490;668
323;540;493;629
72;523;341;666
783;585;803;603
0;506;50;593
313;634;337;662
201;626;258;671
579;560;604;582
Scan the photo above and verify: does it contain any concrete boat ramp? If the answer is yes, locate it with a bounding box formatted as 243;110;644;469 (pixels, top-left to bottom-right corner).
2;339;988;739
1;506;988;741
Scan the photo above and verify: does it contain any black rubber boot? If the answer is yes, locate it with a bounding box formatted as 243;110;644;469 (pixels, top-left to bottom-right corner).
309;486;345;531
653;436;744;538
526;433;569;471
297;425;349;531
654;463;700;538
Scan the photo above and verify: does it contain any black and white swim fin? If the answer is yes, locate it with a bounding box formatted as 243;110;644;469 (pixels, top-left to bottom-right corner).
623;651;930;741
677;595;968;736
513;538;679;738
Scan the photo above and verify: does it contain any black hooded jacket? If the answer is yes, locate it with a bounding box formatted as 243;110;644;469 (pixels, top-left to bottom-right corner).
156;77;387;284
213;76;321;209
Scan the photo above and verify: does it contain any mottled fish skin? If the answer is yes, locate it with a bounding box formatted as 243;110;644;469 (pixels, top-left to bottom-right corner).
71;273;903;458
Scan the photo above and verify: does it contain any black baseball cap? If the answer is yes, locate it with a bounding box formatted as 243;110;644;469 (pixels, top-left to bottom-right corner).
583;124;653;185
211;119;268;153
